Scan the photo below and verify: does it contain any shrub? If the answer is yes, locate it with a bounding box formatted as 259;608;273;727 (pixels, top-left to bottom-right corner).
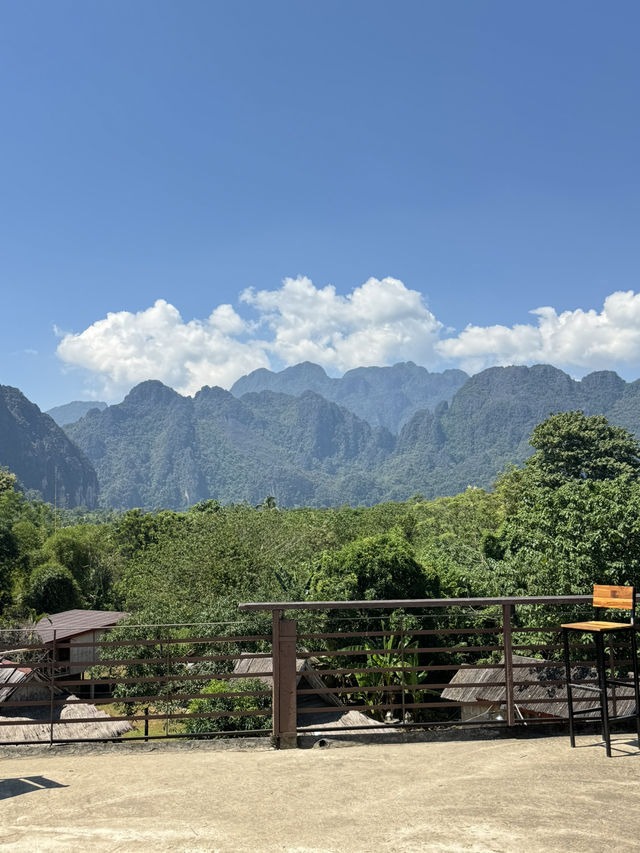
185;677;271;734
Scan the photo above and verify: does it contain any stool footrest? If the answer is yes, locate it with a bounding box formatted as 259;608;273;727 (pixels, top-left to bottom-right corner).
572;706;602;716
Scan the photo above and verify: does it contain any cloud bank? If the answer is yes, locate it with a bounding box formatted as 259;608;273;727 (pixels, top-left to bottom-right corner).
436;290;640;374
56;279;640;400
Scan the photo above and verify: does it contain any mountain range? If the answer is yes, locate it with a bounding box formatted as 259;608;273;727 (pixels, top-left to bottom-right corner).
230;361;468;432
4;362;640;510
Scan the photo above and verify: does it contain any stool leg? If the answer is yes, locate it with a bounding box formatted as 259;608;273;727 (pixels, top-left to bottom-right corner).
630;627;640;749
563;628;575;748
595;633;611;757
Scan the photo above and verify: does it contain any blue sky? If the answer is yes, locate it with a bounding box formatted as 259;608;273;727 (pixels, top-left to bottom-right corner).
2;1;640;409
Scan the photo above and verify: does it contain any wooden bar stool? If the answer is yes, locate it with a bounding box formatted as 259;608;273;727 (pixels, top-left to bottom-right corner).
562;585;640;757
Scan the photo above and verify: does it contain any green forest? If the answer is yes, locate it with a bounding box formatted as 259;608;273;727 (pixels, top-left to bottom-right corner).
2;410;640;629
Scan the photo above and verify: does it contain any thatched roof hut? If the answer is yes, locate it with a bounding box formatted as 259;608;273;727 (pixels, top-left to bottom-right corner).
441;654;636;721
234;654;397;733
0;698;134;743
0;660;132;743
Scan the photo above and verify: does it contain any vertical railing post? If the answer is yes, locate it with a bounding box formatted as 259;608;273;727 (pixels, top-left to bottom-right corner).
502;603;515;726
49;629;56;746
271;609;281;746
271;610;298;749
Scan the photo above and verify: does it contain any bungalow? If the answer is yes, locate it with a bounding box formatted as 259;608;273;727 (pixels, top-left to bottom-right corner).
36;609;128;678
441;653;636;722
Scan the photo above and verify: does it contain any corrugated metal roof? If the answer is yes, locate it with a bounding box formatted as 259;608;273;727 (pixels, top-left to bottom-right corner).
0;660;32;703
0;659;54;704
36;610;128;643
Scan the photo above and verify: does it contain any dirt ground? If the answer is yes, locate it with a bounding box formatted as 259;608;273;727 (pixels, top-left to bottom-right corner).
2;732;640;852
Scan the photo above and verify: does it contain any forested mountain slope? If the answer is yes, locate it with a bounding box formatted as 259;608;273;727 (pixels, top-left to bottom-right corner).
384;365;630;498
0;385;98;507
7;364;640;510
231;361;468;432
65;381;394;509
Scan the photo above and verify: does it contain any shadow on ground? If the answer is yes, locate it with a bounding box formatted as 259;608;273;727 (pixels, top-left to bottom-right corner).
0;775;68;800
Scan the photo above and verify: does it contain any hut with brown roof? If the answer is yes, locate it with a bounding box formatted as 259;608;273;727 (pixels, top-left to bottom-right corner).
441;654;637;722
36;609;128;679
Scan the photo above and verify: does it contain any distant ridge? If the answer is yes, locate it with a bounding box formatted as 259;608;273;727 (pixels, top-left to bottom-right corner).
65;380;392;509
63;364;640;510
47;400;108;426
231;361;468;432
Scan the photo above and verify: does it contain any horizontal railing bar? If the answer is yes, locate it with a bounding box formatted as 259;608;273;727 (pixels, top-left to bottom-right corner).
73;651;272;668
300;644;505;658
305;663;505;676
0;728;273;746
37;634;272;650
0;708;272;726
0;689;273;709
239;595;597;612
296;627;503;640
48;670;273;688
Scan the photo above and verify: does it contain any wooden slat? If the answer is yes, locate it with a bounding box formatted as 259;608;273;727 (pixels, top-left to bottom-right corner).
561;620;631;632
593;584;634;610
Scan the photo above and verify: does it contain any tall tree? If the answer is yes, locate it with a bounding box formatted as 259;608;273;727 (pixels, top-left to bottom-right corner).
525;411;640;489
491;412;640;596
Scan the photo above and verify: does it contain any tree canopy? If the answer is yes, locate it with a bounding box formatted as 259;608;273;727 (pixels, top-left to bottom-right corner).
525;410;640;488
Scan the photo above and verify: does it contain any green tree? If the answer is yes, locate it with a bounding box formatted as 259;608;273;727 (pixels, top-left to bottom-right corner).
499;478;640;596
489;412;640;597
525;411;640;489
309;531;438;601
25;562;83;614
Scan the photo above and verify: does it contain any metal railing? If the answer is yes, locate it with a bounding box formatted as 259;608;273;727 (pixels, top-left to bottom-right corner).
239;595;638;747
0;621;273;745
1;595;637;747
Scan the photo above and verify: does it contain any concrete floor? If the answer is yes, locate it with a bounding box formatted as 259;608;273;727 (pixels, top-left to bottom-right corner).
2;732;640;852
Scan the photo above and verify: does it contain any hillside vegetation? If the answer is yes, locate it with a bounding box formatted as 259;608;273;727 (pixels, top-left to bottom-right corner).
6;363;640;511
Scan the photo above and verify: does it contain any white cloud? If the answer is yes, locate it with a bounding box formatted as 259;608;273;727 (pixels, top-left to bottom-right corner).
437;290;640;374
56;282;640;401
55;278;443;399
241;276;442;370
56;299;270;399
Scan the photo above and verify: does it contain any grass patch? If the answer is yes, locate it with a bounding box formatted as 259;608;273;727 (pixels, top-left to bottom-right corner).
100;703;186;739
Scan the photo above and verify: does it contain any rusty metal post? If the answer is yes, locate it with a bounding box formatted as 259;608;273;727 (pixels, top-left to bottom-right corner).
271;611;298;749
502;603;515;726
